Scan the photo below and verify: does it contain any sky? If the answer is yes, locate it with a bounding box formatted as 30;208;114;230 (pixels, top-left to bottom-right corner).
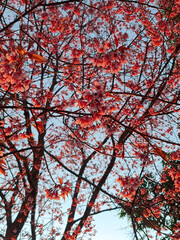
93;211;132;240
58;197;133;240
58;195;133;240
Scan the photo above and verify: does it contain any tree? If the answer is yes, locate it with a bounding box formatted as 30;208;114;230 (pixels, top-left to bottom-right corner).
0;0;179;239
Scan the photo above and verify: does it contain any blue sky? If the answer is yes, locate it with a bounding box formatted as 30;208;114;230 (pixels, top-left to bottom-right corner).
93;211;132;240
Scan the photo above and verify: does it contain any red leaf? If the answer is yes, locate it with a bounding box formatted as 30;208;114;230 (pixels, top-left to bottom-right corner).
28;53;46;63
152;146;168;162
33;121;44;133
106;92;122;101
114;35;119;47
58;177;63;185
0;159;6;177
45;188;60;200
0;46;7;55
60;185;71;201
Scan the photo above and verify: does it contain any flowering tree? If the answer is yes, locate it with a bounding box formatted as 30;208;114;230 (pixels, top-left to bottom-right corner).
0;0;179;239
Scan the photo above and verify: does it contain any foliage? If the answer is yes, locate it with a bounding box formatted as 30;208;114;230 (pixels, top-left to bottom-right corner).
0;0;180;240
118;158;180;240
